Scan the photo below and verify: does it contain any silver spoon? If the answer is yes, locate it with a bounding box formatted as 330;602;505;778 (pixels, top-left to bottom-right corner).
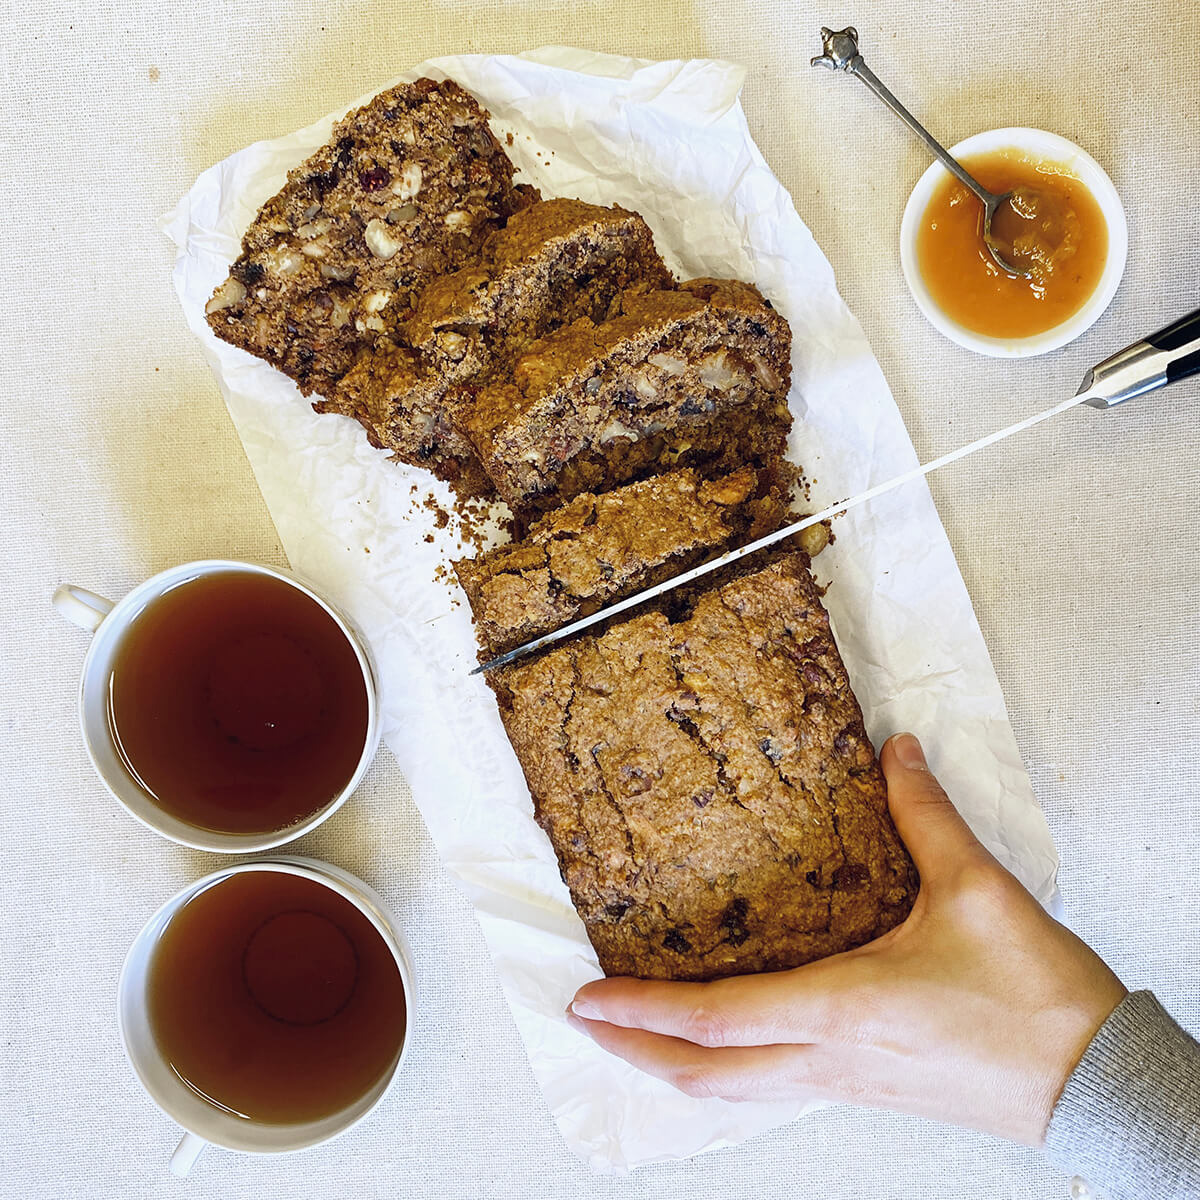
811;26;1032;278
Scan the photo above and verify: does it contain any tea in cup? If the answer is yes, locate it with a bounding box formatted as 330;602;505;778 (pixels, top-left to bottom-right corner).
53;561;380;852
118;858;414;1174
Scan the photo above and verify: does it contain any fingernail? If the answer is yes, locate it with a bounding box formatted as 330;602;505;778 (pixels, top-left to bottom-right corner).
892;733;928;771
569;998;601;1020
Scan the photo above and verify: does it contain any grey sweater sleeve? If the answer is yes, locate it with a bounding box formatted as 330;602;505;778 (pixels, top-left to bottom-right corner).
1045;989;1200;1200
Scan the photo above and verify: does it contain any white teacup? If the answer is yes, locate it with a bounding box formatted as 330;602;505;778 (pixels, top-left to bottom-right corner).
52;560;381;853
118;856;416;1176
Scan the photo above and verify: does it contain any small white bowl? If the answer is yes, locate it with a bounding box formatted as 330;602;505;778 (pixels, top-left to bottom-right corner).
899;127;1127;357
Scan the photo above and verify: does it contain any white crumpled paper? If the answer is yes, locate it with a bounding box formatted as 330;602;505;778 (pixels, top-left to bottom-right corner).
164;48;1061;1173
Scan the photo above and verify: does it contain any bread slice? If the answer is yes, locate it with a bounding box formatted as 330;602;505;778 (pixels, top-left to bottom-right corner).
453;466;796;656
205;77;534;397
461;279;793;515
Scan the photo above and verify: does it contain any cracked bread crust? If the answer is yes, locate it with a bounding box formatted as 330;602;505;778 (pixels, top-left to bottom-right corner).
493;553;917;981
204;77;535;397
461;278;794;515
453;466;789;656
322;198;673;484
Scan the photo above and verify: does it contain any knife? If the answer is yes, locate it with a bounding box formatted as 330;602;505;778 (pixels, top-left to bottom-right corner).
472;307;1200;675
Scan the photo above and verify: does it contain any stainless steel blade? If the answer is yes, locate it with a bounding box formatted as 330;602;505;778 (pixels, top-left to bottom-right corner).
471;386;1099;674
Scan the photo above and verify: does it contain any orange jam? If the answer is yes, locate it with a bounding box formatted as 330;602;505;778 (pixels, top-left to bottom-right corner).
916;149;1108;339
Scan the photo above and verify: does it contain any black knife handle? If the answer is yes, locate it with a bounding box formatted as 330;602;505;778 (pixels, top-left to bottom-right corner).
1146;304;1200;384
1168;347;1200;385
1147;305;1200;351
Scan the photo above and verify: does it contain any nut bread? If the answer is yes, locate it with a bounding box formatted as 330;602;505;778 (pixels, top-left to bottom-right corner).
205;77;535;396
492;552;916;981
461;278;793;514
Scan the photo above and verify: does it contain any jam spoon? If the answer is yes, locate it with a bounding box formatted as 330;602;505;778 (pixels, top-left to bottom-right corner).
811;26;1032;277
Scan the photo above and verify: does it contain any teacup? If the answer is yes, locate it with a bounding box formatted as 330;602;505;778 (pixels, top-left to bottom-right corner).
53;560;381;853
118;857;415;1176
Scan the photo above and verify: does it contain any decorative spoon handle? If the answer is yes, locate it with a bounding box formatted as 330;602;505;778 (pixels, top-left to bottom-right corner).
811;26;998;209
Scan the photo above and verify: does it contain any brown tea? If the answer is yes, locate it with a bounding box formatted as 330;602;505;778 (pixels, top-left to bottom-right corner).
107;570;369;834
148;870;407;1125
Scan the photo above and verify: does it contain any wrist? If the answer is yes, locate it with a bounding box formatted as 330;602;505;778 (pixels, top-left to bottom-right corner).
1035;977;1128;1145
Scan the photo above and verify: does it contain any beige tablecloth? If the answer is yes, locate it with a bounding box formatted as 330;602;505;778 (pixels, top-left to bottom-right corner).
2;3;1197;1197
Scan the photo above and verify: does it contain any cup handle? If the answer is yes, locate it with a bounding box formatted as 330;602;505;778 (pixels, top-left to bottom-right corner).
169;1131;207;1178
52;584;114;634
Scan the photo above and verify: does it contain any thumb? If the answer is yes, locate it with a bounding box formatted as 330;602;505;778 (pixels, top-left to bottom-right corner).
880;733;988;883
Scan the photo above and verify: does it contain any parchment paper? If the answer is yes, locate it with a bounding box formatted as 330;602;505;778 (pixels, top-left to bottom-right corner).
163;48;1061;1173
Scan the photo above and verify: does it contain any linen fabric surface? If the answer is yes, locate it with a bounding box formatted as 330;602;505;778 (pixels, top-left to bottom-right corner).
1;2;1197;1199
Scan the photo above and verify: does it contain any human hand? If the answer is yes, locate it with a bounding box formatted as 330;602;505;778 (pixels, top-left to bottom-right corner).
567;733;1126;1145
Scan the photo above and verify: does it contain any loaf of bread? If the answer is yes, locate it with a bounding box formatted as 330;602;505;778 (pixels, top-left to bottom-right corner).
491;552;917;981
210;77;915;988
